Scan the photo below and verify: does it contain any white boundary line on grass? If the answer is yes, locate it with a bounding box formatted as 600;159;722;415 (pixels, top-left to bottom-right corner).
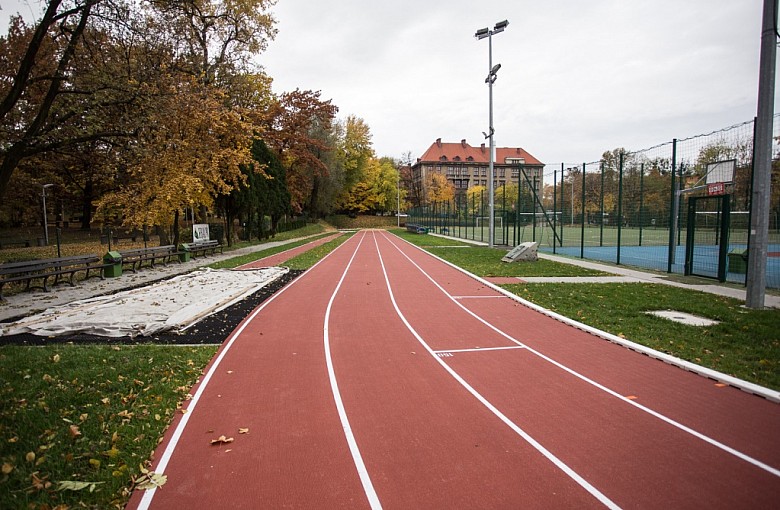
137;232;357;510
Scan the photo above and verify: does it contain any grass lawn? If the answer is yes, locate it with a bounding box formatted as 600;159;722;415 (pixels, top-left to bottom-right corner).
0;344;218;509
392;229;609;277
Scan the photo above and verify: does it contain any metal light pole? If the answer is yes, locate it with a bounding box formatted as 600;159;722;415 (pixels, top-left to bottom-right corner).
397;170;401;227
476;20;508;248
746;0;777;309
41;183;54;246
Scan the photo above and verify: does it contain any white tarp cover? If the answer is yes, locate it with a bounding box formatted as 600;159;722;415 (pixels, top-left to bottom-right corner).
0;267;288;338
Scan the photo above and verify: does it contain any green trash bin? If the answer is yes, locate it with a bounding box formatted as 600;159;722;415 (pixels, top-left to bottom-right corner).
179;244;191;263
103;251;122;278
728;249;748;274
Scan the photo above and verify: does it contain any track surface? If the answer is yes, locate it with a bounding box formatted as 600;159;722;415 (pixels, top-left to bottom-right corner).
127;231;780;509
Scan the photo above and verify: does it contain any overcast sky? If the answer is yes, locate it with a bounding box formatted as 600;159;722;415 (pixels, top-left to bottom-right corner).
2;0;774;165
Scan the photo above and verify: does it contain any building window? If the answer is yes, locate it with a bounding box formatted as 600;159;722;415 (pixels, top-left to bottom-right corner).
498;168;506;178
481;168;487;177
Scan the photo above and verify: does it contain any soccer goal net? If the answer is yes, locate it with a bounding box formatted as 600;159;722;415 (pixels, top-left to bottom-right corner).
475;216;503;229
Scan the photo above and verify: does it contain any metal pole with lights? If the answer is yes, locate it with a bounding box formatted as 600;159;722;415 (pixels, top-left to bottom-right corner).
475;20;508;248
41;184;54;246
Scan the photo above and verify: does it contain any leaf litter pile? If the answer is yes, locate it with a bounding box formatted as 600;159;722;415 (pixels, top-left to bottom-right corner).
0;270;302;509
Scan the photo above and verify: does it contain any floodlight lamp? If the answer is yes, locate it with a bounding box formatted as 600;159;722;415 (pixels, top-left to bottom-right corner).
494;20;509;31
490;63;501;75
475;27;489;39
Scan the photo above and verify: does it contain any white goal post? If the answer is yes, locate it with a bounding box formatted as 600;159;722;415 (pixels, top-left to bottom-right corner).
475;216;503;229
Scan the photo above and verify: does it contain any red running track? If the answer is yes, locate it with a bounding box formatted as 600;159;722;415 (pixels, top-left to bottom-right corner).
237;232;342;269
127;230;780;509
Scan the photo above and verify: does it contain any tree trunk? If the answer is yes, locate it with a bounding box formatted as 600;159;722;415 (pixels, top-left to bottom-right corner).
172;209;180;247
81;178;93;230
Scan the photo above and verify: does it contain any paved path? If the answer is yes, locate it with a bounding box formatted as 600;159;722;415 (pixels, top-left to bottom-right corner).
126;230;780;509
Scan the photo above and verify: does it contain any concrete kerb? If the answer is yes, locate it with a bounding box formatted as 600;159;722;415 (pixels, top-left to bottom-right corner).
0;234;326;323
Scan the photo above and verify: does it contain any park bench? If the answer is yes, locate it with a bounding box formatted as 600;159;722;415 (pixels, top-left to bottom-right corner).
406;223;428;234
0;255;111;301
0;239;33;250
181;240;223;258
118;245;179;273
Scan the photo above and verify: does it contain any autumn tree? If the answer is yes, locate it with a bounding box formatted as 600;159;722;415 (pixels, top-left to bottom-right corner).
425;172;454;204
147;0;277;87
95;80;252;245
262;89;338;215
0;1;135;199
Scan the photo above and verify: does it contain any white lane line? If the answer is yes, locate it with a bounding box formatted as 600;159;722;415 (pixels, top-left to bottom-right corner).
452;295;507;299
382;231;780;479
323;232;383;510
371;232;620;509
433;346;527;354
137;233;363;510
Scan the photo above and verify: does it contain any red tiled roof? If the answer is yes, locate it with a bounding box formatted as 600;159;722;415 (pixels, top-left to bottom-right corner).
419;139;543;166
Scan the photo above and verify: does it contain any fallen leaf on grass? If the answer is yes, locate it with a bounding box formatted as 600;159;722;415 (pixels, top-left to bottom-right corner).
69;424;81;439
210;435;234;445
57;480;104;492
2;463;14;474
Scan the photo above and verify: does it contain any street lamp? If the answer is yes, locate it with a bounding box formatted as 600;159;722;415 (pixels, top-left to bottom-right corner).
41;184;54;246
476;19;509;247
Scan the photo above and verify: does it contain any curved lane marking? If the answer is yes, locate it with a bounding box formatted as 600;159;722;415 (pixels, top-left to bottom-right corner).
323;232;383;509
380;231;780;479
371;232;621;509
137;232;364;510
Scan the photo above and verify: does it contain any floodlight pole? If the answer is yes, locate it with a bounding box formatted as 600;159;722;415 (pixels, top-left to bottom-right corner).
476;20;508;248
746;0;776;309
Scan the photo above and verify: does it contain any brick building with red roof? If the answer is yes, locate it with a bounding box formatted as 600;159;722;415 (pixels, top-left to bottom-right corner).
411;138;544;201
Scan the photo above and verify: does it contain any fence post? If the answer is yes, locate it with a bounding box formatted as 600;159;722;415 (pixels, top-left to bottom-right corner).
553;168;557;253
668;138;678;273
639;163;645;246
617;152;624;265
581;162;586;259
560;163;565;246
600;161;605;247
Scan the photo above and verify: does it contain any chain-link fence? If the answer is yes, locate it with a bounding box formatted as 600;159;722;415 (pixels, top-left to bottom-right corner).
407;117;780;288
